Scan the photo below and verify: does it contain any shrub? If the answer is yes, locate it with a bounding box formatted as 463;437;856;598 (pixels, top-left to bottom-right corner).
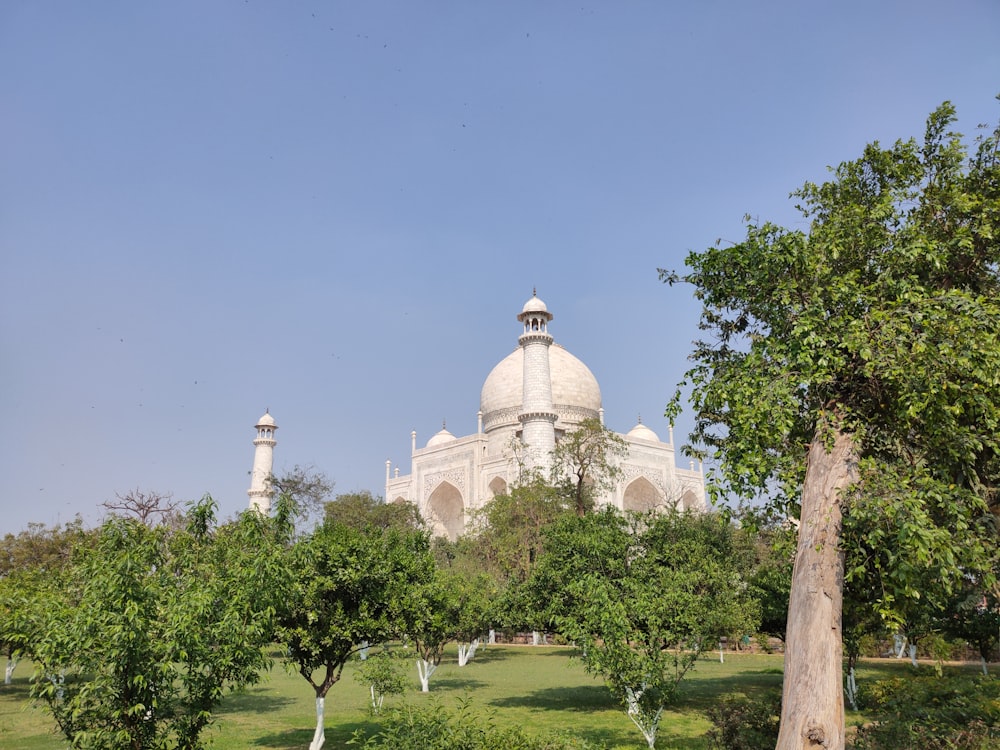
350;701;601;750
705;692;781;750
853;674;1000;750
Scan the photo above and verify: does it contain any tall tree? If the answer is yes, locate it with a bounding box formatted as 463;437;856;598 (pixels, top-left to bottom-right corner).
100;488;181;527
324;490;423;532
277;520;434;749
664;102;1000;748
528;508;758;749
15;497;289;750
270;465;335;532
550;417;628;516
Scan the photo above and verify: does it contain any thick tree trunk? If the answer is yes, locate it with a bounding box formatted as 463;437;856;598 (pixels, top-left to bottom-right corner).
776;425;857;750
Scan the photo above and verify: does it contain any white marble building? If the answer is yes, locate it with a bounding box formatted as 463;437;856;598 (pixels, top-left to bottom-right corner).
384;293;705;540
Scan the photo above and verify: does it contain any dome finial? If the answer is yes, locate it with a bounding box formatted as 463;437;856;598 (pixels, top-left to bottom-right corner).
533;286;537;297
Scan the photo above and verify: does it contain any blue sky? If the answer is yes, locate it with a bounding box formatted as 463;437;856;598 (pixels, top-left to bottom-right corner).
3;1;998;534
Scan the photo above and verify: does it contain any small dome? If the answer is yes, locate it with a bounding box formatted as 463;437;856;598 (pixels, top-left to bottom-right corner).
521;293;548;314
426;427;456;448
627;422;660;442
257;411;276;427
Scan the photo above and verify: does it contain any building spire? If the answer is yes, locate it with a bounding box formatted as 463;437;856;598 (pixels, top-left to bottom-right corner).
248;410;278;514
517;291;557;472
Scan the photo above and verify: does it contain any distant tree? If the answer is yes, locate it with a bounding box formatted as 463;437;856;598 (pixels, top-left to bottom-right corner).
741;516;794;645
277;520;434;750
469;478;567;586
529;508;758;749
324;490;423;532
550;417;628;516
353;649;408;714
408;568;466;691
271;465;335;531
0;518;93;685
942;588;1000;675
16;496;288;750
0;517;91;578
100;488;181;527
663;102;1000;748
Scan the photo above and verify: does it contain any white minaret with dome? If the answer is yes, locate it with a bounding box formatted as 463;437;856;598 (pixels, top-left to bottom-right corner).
517;291;558;473
248;409;277;514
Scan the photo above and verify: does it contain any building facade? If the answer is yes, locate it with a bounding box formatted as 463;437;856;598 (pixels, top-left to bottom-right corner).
385;293;705;540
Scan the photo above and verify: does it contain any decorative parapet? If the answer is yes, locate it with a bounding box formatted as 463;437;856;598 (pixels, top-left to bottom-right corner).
423;467;467;497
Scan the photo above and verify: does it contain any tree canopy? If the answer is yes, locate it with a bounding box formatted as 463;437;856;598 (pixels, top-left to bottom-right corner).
277;518;434;749
14;497;288;750
664;101;1000;749
527;508;758;749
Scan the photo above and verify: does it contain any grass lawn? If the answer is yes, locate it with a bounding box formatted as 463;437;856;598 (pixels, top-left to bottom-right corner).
0;647;985;749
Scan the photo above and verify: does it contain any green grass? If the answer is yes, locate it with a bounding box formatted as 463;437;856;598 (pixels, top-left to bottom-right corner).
0;648;989;749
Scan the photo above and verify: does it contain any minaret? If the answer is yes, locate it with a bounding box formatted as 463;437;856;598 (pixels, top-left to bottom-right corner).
248;409;277;514
517;290;557;473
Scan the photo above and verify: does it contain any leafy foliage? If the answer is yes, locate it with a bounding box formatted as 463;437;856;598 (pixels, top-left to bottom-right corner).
353;649;408;714
278;520;434;700
16;496;288;750
528;508;758;747
349;701;602;750
325;490;424;533
705;691;782;750
664;101;1000;739
854;674;1000;750
549;418;628;517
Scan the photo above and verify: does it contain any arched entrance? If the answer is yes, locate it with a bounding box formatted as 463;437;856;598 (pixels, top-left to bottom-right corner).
426;481;465;540
623;476;663;513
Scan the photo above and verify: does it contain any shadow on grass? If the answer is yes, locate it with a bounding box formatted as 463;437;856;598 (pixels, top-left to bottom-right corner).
0;678;35;702
251;720;372;749
490;684;614;713
216;686;296;715
432;676;489;691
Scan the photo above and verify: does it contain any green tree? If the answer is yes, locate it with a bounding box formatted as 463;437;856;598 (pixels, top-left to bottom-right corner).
742;516;794;646
16;496;288;750
529;508;757;749
277;520;434;749
942;589;1000;675
407;567;489;690
0;517;93;685
550;417;628;516
664;102;1000;748
270;465;335;533
0;517;91;577
353;649;408;714
324;489;423;532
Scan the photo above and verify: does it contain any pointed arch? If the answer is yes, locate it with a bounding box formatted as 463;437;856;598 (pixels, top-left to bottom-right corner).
679;490;699;512
391;496;408;505
487;476;507;500
623;476;664;513
426;481;465;541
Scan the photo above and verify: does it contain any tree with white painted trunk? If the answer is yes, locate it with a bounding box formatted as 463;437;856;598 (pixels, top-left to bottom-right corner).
408;569;469;691
528;508;758;750
664;102;1000;749
353;649;407;714
278;517;433;749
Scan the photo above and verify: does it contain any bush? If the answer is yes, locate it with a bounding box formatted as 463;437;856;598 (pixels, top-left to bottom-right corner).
853;674;1000;750
350;701;601;750
705;692;781;750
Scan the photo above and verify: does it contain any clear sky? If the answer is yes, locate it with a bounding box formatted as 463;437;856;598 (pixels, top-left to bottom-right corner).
3;1;998;534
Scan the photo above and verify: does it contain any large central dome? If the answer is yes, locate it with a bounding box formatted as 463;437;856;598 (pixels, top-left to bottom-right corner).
480;344;602;434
